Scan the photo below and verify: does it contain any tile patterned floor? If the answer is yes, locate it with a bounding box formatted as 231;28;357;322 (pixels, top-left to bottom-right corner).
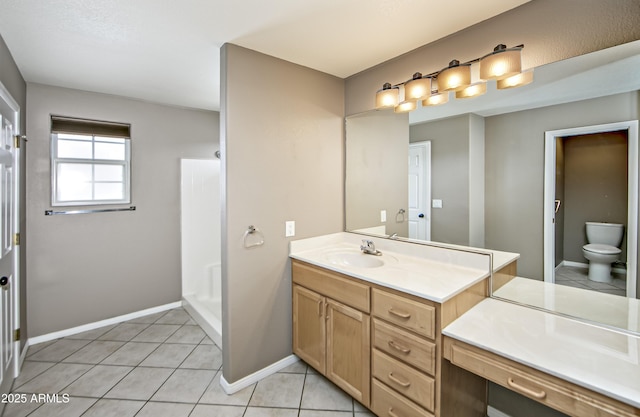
555;265;627;296
2;308;375;417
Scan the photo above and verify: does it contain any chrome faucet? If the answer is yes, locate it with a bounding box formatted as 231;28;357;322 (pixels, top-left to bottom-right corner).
360;239;382;256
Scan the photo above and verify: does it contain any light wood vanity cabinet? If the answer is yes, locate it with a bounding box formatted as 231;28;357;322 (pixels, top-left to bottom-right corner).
292;259;488;417
292;261;371;406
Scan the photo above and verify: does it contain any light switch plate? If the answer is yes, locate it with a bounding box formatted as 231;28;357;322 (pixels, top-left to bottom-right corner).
285;221;295;237
432;199;443;208
380;210;387;222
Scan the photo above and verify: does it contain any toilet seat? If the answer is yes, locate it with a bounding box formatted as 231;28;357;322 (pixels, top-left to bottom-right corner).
582;243;621;255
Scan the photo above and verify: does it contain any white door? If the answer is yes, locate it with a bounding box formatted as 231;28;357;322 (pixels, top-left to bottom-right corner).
408;141;431;241
0;83;20;397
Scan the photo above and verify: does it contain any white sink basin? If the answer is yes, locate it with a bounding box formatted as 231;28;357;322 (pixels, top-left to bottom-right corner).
322;248;393;268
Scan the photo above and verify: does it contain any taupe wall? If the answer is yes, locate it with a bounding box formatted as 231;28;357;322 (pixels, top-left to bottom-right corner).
485;92;639;281
0;33;27;347
346;110;408;236
345;0;640;116
26;83;218;337
563;132;628;262
410;114;479;245
220;44;344;383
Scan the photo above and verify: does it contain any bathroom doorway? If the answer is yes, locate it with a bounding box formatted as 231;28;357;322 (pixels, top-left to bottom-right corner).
544;121;639;298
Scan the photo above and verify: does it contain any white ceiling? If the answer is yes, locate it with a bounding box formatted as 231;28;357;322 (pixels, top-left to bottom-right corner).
0;0;530;111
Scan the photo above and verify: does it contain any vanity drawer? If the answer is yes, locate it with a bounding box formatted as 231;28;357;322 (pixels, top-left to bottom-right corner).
372;349;435;412
372;289;435;339
371;378;434;417
373;319;436;375
446;338;640;417
292;260;370;312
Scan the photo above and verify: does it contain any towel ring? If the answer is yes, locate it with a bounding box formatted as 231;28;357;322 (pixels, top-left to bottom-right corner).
243;225;265;248
396;208;406;223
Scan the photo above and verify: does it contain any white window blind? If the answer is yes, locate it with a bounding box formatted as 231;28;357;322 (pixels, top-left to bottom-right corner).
51;116;131;206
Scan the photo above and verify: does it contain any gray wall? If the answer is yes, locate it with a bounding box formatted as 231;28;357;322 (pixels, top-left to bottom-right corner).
26;83;218;337
345;0;640;116
485;92;639;282
346;110;409;237
563;132;628;263
220;44;344;383
0;33;27;348
410;114;484;246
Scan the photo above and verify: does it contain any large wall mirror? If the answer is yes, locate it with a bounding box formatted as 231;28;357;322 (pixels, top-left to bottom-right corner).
345;40;640;335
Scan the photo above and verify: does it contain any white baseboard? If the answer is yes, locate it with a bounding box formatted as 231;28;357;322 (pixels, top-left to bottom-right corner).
28;301;182;346
219;354;300;395
487;405;513;417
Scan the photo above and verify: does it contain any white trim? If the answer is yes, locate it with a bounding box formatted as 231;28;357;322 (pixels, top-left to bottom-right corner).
560;260;626;275
487;405;513;417
27;301;182;345
219;354;300;395
544;121;639;299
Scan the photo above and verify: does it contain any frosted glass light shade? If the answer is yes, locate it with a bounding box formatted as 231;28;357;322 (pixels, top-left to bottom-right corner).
421;92;449;106
404;75;432;101
480;47;522;80
455;82;487;99
437;62;471;92
497;69;534;89
394;100;417;113
375;83;400;109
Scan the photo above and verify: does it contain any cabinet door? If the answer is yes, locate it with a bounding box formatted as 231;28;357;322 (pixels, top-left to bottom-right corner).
293;285;326;373
326;299;371;406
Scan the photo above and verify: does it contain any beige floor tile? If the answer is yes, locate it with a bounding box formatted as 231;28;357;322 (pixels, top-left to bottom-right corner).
278;361;307;374
135;401;195;417
131;324;181;342
249;373;305;408
100;342;160;366
179;344;222;370
12;361;56;389
104;367;173;400
190;404;246;417
64;325;116;341
151;368;216;403
62;341;125;364
244;407;300;417
126;311;167;324
155;309;191;325
64;365;133;397
27;396;97;417
97;323;150;341
301;374;353;411
14;363;92;394
299;411;354;417
81;398;145;417
27;340;91;362
0;398;43;417
138;343;196;368
165;325;206;344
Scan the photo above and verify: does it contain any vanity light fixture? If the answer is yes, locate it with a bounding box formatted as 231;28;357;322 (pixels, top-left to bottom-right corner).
497;69;534;89
374;44;531;112
403;73;432;101
437;60;472;92
394;100;417;113
479;44;522;80
375;82;400;109
455;82;487;99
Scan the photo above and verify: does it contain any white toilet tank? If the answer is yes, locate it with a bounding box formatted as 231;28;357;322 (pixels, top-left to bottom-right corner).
585;222;624;247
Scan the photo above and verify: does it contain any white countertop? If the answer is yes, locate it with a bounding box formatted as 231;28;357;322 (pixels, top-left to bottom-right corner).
494;277;640;334
289;232;518;303
443;298;640;408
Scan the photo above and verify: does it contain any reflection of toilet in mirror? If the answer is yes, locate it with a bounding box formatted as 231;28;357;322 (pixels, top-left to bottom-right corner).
582;222;624;283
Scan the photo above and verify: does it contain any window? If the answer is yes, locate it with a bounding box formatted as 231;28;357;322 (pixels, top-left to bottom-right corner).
51;116;131;206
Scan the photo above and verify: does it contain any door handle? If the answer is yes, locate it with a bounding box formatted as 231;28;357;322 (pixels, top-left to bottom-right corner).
0;276;8;289
418;213;424;218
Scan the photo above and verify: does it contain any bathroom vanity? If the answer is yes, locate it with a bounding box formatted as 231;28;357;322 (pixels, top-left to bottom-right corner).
289;233;640;417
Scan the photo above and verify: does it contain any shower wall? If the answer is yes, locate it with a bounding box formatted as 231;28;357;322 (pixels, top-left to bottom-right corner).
181;158;221;343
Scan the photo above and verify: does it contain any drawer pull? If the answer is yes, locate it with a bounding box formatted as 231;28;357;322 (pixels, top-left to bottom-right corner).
388;372;411;388
317;300;323;317
388;308;411;319
388;340;411;354
507;377;547;400
388;407;401;417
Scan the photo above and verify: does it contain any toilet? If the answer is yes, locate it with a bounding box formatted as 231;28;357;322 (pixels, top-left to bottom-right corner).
582;222;624;283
